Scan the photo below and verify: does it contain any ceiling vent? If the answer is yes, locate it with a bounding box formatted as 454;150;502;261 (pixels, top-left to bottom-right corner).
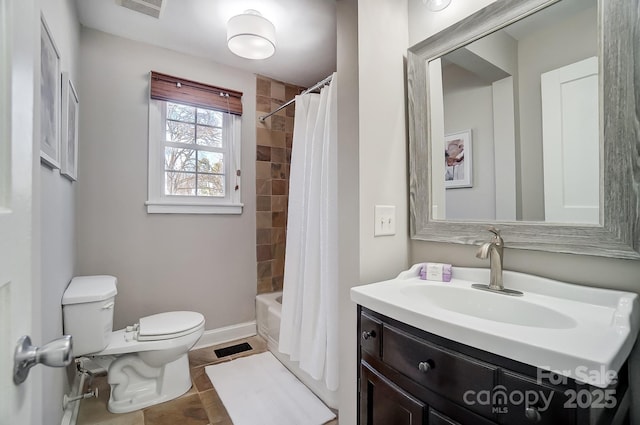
116;0;164;19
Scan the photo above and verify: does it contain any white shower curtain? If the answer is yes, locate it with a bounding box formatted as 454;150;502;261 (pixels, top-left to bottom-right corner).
279;73;339;392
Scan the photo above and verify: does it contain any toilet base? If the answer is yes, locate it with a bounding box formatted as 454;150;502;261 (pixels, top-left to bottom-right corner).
107;352;192;413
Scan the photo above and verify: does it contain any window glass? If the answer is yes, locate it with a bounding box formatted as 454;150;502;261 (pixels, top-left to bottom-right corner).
162;102;228;197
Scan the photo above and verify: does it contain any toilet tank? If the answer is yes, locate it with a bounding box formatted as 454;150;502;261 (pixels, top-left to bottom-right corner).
62;275;117;356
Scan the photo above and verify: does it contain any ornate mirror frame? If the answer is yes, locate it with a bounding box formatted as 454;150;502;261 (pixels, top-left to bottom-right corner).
408;0;640;259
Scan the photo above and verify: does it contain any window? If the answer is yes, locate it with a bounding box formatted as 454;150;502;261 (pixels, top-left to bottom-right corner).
146;72;243;214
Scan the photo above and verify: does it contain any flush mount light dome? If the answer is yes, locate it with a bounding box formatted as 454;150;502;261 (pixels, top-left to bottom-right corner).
227;9;276;60
424;0;452;11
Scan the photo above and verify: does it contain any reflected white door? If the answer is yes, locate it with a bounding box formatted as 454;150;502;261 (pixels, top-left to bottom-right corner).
1;0;37;423
541;56;599;224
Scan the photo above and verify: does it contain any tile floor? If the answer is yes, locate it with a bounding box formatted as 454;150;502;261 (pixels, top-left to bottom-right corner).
76;335;338;425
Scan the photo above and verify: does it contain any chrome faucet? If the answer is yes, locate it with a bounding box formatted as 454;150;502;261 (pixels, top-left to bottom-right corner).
476;226;504;290
472;226;523;296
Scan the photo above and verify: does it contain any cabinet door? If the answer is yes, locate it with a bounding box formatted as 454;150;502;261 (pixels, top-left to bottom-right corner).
360;362;426;425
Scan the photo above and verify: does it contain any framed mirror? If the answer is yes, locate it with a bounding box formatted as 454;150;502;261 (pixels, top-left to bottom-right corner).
408;0;640;259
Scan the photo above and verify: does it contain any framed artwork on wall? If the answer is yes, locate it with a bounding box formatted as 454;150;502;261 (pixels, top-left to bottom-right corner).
444;129;472;189
40;14;61;169
61;72;79;181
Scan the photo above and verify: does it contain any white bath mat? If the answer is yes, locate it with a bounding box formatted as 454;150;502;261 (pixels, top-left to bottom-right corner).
205;351;336;425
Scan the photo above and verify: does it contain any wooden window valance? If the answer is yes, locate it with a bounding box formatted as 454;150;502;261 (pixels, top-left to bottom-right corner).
149;71;243;116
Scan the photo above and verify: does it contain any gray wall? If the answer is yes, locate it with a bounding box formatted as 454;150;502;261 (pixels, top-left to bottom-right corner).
335;0;409;422
39;0;80;422
358;0;410;284
336;1;360;423
76;28;257;331
517;5;597;220
443;64;496;220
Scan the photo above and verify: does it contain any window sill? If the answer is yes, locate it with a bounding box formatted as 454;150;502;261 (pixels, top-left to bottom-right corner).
145;201;243;215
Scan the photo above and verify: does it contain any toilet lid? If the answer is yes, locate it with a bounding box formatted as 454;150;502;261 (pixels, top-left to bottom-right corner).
137;311;205;341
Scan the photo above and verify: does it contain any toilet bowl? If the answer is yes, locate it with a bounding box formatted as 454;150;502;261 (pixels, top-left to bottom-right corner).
62;276;205;413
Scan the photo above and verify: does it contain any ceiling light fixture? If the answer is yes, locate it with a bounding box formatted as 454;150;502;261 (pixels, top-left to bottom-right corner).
227;10;276;60
424;0;452;11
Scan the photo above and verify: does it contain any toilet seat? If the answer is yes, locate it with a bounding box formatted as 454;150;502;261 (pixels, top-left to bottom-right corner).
138;311;205;341
94;311;205;356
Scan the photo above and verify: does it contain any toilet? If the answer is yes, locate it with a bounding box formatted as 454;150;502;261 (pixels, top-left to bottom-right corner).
62;275;205;413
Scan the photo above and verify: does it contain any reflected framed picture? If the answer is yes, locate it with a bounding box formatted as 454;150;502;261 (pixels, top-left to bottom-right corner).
444;130;472;189
39;14;61;169
61;72;79;181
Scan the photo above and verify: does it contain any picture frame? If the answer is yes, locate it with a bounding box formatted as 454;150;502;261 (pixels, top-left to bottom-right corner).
61;72;79;181
40;14;61;169
444;130;472;189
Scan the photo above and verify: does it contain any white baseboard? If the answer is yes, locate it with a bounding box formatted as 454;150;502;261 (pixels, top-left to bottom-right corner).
192;321;257;350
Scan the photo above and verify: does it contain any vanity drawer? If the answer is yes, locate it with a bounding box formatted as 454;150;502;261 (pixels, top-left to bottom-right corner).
382;324;497;418
360;312;382;358
498;371;575;425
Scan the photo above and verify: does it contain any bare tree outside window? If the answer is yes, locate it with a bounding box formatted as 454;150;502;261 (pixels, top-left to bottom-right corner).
164;102;226;197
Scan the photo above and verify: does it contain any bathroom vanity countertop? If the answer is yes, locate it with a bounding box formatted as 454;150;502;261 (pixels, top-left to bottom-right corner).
350;265;640;388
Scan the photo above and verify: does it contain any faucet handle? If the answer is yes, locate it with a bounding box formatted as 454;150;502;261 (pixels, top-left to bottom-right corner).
487;226;504;245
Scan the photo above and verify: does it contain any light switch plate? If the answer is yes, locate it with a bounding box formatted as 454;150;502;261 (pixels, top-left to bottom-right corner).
374;205;396;236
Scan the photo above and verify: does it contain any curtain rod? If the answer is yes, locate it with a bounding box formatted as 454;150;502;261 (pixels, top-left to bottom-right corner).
258;74;333;123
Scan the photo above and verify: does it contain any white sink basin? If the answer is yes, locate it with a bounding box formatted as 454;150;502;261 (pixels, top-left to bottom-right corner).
401;285;578;329
351;265;640;388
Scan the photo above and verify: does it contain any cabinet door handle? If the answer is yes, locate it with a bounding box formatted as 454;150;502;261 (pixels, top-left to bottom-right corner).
525;407;542;422
418;360;433;373
362;330;376;340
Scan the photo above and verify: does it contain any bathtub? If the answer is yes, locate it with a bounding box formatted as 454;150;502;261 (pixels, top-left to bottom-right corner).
256;292;338;409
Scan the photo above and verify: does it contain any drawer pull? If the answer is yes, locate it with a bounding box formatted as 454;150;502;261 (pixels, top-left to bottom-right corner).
525;407;542;422
362;330;376;340
418;360;433;373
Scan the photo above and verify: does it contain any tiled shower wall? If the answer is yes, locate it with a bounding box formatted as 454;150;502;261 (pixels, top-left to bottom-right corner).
255;76;304;294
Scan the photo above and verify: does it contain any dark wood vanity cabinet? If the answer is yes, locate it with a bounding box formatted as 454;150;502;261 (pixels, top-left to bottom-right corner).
357;307;629;425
